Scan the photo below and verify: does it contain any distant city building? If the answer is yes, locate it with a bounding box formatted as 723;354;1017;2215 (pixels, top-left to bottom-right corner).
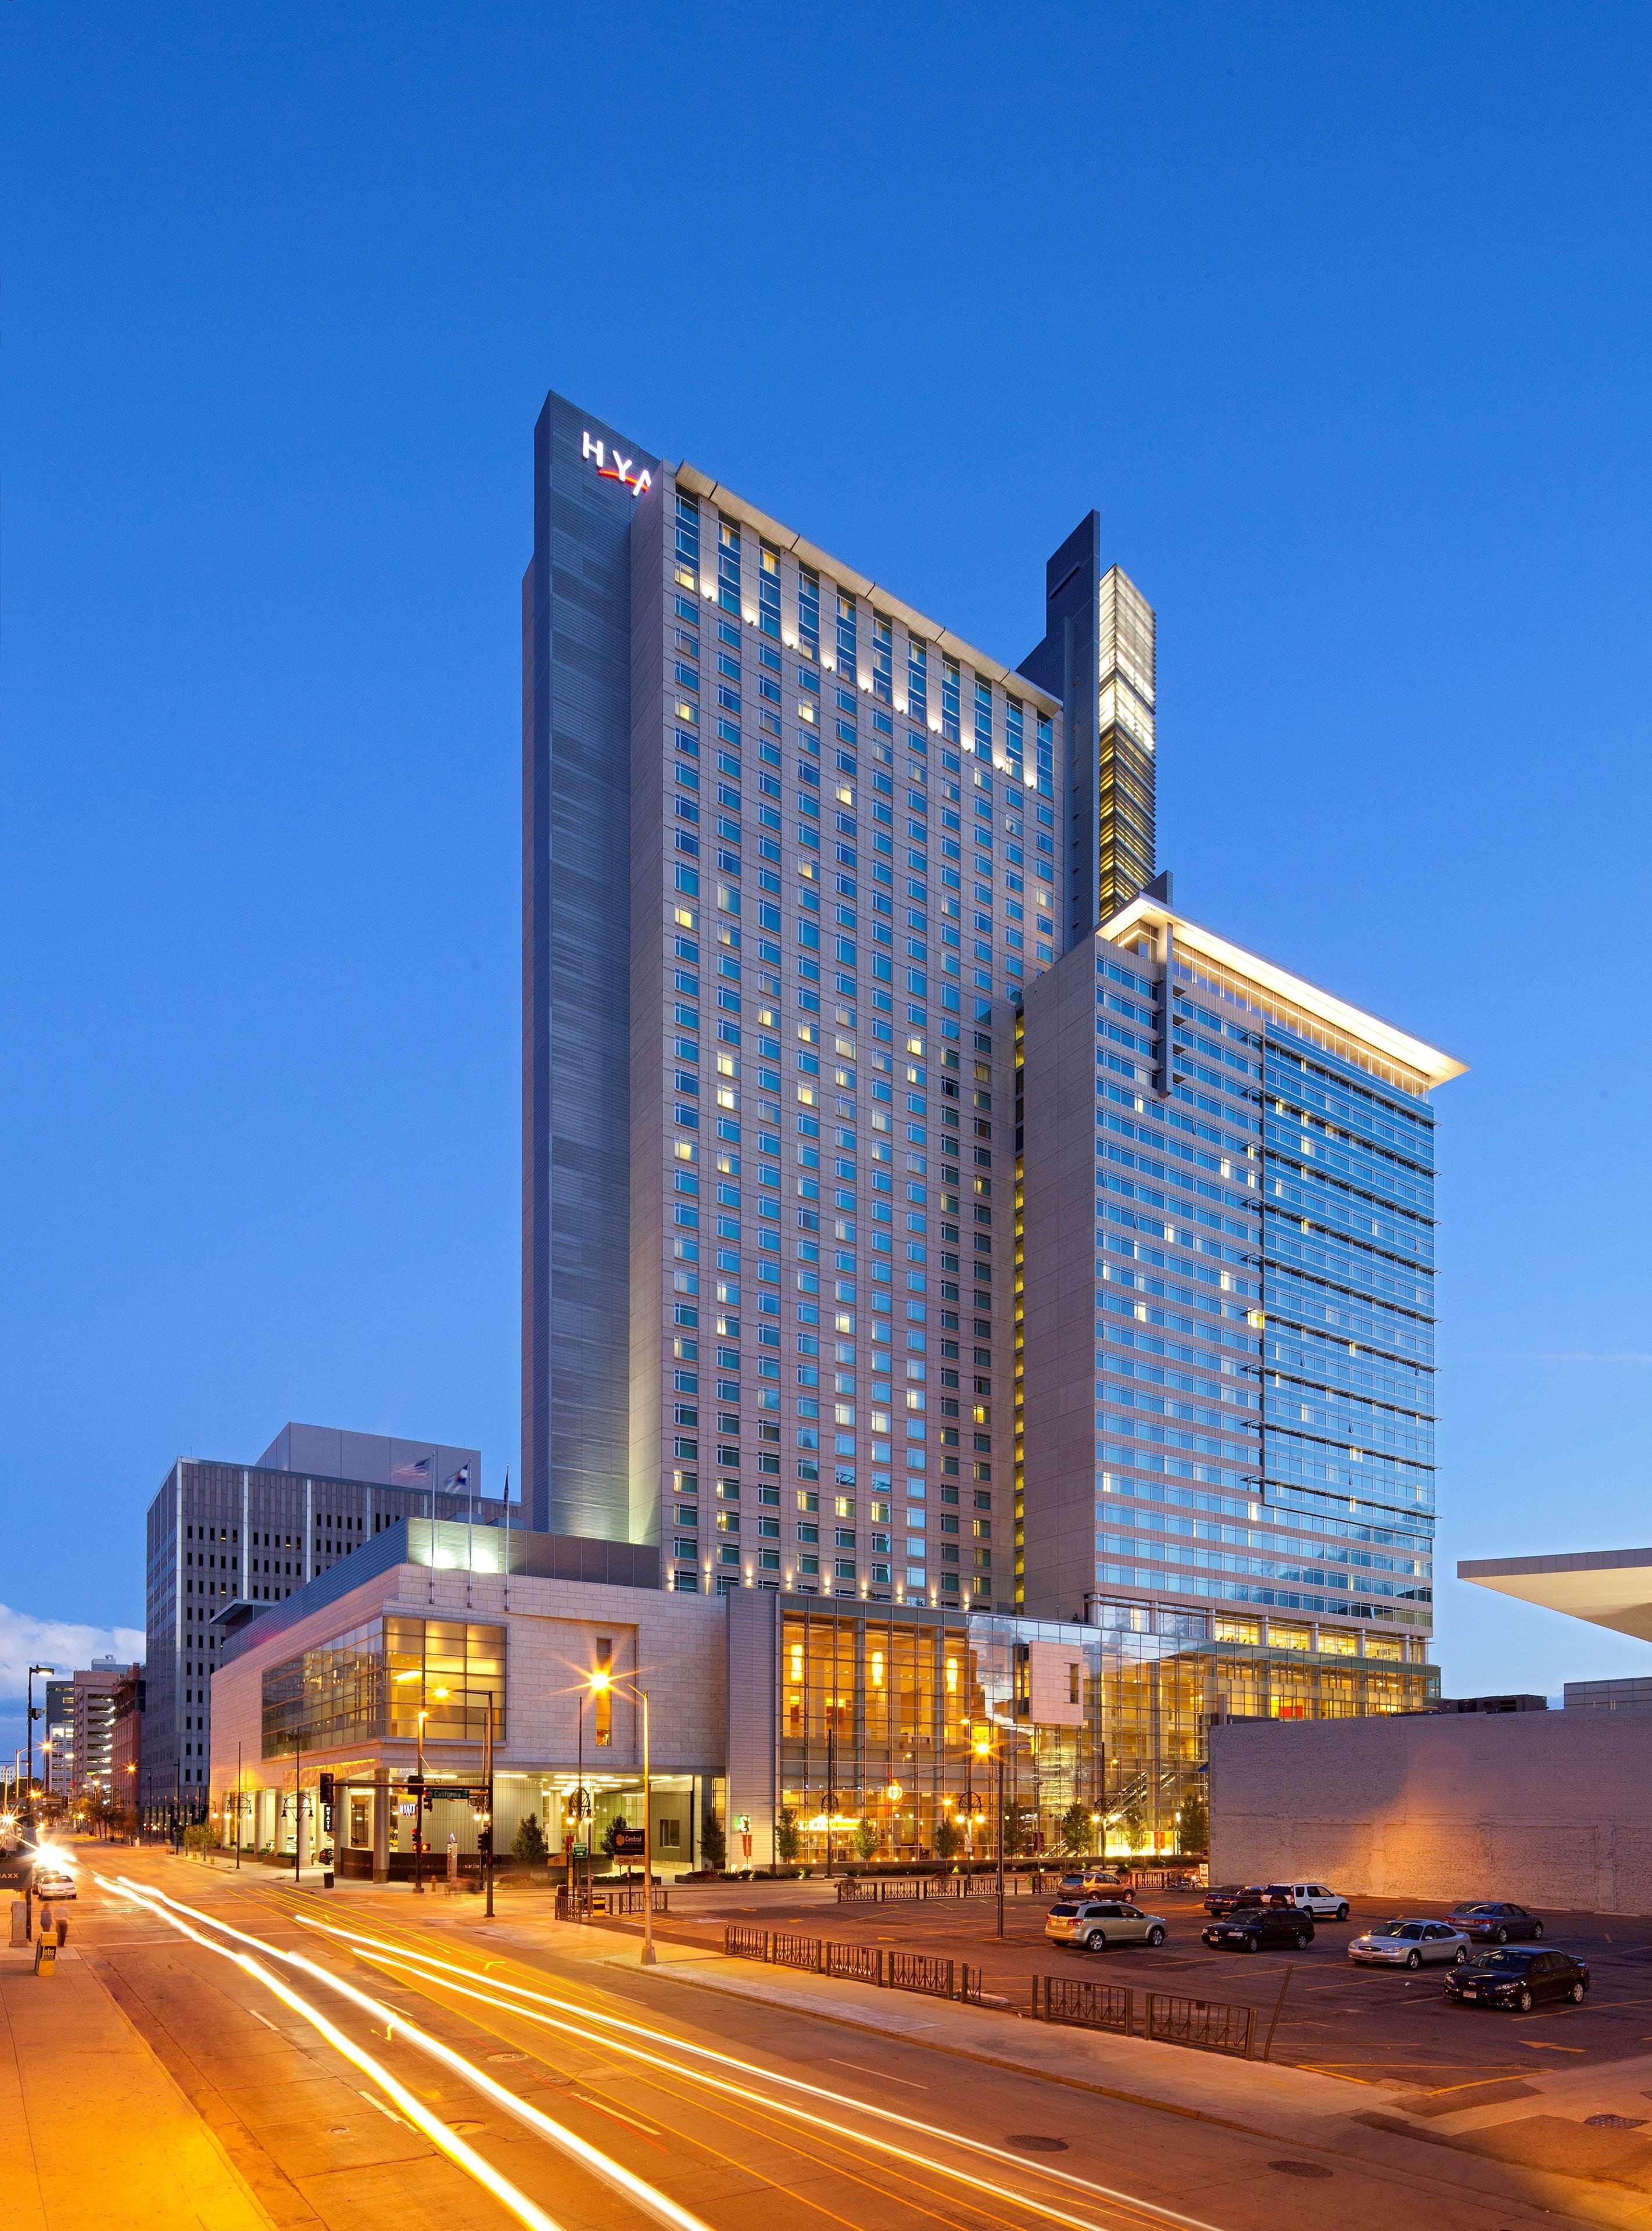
142;1423;506;1820
1563;1677;1652;1713
71;1658;130;1795
110;1664;144;1817
42;1679;74;1798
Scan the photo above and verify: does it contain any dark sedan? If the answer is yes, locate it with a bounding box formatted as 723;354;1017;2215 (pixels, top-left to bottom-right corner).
1203;1904;1315;1953
1445;1947;1588;2012
1447;1901;1545;1944
1203;1883;1271;1916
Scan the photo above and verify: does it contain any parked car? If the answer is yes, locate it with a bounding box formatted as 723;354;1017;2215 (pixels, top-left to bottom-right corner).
1445;1947;1588;2012
1447;1901;1545;1944
1348;1919;1469;1968
1046;1897;1169;1952
1203;1883;1274;1916
1260;1881;1352;1921
1053;1867;1131;1899
1202;1904;1314;1953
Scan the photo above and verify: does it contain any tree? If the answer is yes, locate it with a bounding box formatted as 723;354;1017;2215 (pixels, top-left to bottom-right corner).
513;1813;547;1865
854;1817;880;1862
601;1814;626;1862
700;1804;726;1873
1059;1802;1091;1857
933;1811;962;1861
1002;1803;1031;1858
1120;1796;1147;1853
1177;1789;1209;1856
774;1807;800;1865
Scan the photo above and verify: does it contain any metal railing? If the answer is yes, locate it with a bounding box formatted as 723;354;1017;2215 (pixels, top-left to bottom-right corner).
557;1883;670;1920
1145;1992;1255;2059
1029;1975;1135;2034
1030;1976;1253;2058
836;1872;1034;1904
723;1924;981;2003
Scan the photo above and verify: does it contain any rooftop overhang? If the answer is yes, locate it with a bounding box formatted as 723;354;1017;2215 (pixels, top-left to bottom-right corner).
1458;1549;1652;1644
1098;894;1468;1089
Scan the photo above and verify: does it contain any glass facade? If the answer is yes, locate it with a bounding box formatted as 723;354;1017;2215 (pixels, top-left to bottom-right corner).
776;1597;1436;1860
1017;895;1456;1672
643;468;1068;1613
260;1616;506;1760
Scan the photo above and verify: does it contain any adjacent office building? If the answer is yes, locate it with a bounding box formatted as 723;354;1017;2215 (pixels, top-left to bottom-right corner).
143;1421;503;1818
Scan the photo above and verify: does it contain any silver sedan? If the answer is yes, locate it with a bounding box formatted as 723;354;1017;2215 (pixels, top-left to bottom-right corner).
1349;1918;1470;1969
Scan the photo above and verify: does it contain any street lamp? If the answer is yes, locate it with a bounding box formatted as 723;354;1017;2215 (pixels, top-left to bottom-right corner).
26;1665;55;1831
588;1668;655;1967
975;1733;1005;1939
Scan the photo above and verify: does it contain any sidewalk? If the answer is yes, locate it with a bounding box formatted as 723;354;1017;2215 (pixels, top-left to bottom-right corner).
0;1942;272;2228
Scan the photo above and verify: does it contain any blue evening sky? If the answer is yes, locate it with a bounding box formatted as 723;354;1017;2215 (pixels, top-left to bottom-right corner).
3;3;1649;1752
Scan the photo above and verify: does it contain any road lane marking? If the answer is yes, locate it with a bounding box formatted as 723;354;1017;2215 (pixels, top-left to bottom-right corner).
827;2060;929;2090
300;1915;1228;2231
92;1874;565;2231
104;1875;708;2231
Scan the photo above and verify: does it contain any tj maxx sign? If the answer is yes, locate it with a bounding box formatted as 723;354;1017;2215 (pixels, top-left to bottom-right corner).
582;431;651;497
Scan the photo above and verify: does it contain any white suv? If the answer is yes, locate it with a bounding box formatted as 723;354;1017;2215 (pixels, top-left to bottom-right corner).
1264;1881;1350;1921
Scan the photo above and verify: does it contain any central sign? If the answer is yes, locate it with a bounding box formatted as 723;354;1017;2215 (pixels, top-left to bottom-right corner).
582;431;651;497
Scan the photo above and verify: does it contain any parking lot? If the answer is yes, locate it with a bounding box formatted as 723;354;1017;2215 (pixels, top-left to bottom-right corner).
654;1883;1652;2094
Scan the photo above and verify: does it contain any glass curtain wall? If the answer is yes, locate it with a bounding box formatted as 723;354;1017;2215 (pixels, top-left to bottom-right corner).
260;1617;506;1759
778;1599;1436;1860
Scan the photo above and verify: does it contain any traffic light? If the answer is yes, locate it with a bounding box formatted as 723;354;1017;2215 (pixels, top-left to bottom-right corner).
317;1772;335;1806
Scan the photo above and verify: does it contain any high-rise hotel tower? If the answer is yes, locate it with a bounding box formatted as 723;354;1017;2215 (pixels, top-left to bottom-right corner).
524;391;1462;1659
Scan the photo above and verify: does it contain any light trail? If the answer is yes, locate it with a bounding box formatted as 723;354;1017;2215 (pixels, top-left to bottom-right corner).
103;1877;715;2231
93;1873;564;2231
295;1913;1228;2231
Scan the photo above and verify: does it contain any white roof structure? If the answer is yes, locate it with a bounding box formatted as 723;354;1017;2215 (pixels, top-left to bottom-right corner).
1459;1550;1652;1645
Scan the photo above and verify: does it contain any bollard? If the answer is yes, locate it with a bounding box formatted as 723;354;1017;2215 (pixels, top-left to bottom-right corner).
322;1870;335;1890
9;1900;26;1949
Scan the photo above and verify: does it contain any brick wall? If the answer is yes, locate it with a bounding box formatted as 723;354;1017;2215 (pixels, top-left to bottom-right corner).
1210;1709;1652;1914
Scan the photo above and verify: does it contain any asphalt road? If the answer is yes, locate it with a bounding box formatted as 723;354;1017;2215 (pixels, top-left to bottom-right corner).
646;1883;1652;2093
38;1846;1633;2231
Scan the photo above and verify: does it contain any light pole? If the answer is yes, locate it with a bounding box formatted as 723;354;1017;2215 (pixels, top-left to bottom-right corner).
589;1670;654;1966
475;1688;496;1920
976;1733;1005;1938
26;1665;54;1832
235;1743;243;1869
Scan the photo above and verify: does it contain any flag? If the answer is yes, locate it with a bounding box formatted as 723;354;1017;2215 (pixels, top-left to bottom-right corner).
445;1463;471;1492
390;1456;432;1486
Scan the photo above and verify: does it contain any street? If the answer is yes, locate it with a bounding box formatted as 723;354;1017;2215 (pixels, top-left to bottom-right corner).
1;1845;1636;2230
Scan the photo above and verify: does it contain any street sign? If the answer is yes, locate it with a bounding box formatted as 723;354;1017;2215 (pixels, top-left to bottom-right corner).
610;1825;647;1859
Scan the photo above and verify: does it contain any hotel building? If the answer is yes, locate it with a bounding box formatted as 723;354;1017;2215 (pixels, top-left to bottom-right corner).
205;391;1468;1871
523;390;1460;1651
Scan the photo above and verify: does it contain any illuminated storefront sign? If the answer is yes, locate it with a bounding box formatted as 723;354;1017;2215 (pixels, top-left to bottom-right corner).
582;431;651;496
